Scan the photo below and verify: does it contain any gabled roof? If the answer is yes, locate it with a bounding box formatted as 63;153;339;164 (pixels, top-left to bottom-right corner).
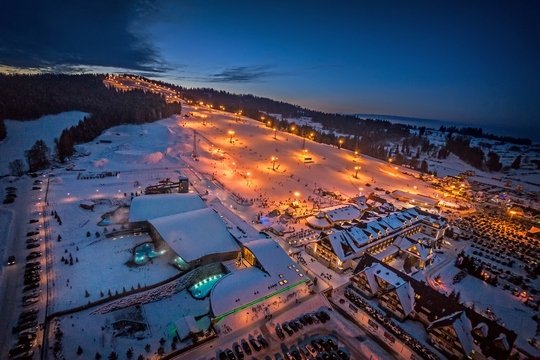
353;254;518;359
360;263;415;316
428;311;474;356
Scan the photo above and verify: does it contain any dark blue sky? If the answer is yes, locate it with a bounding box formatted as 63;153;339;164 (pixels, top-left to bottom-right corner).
1;0;539;133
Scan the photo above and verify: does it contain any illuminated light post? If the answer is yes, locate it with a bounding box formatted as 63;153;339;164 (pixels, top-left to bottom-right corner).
228;130;235;144
271;156;278;171
273;127;277;140
293;191;301;207
354;150;359;158
246;171;251;186
338;138;344;149
354;165;361;179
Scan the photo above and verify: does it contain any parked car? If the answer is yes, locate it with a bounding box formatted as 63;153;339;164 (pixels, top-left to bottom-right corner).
241;339;252;355
23;284;40;292
225;349;236;360
20;308;38;318
249;338;262;352
24;277;40;286
25;261;40;268
8;344;31;357
26;243;40;249
22;298;39;307
233;343;244;360
7;255;16;265
26;252;42;260
26;231;39;237
257;334;269;348
275;325;285;340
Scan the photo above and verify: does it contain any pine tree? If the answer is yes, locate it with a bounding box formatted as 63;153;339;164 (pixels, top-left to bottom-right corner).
25;139;51;172
511;155;521;169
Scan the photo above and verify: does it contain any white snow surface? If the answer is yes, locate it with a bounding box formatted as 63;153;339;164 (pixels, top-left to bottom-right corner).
129;193;206;222
148;207;239;263
0;111;88;175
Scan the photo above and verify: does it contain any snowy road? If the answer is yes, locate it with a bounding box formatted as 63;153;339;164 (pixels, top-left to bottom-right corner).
0;176;46;357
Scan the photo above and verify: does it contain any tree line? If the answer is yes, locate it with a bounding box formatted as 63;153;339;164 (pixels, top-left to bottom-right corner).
0;74;181;172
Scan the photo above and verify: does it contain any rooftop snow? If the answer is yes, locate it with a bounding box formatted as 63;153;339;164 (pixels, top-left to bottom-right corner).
148;208;239;263
129;193;206;222
211;238;307;317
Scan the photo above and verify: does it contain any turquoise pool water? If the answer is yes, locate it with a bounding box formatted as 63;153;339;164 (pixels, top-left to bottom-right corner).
189;274;224;299
134;242;165;264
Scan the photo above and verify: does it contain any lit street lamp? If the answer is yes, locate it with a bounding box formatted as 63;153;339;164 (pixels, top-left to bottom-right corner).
228;130;235;144
271;156;278;171
338;138;344;149
246;171;251;186
354;165;361;179
273;127;277;140
293;191;301;207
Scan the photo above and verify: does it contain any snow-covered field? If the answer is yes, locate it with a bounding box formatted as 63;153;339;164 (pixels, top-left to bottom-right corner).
55;289;209;359
0;111;88;175
28;102;536;358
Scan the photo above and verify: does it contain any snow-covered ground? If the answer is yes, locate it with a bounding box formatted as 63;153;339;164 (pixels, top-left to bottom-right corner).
54;289;209;359
0;111;88;175
22;102;534;358
426;241;540;356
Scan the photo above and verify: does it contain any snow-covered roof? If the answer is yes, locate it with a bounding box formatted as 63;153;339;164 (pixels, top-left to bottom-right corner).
326;231;357;261
347;227;371;247
324;204;361;222
148;208;239;263
381;214;405;229
362;263;415;316
175;315;199;340
210;238;307;318
306;215;332;229
428;311;474;356
129;193;206;222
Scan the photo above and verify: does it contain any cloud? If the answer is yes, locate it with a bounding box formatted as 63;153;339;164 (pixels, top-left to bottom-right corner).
206;65;276;83
0;0;167;72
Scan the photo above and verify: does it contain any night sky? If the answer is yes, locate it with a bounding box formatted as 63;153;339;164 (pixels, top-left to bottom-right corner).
1;0;539;135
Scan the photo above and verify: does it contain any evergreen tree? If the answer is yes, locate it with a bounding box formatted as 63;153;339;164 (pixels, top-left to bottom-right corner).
420;160;429;173
486;151;502;172
511;155;522;169
25;139;50;172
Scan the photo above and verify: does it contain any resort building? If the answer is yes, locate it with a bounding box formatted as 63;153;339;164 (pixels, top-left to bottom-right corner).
307;207;446;272
348;254;517;360
210;238;310;328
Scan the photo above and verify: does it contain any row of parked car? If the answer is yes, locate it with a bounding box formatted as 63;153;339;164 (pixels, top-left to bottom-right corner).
218;334;269;360
276;310;330;340
299;336;349;360
8;194;44;359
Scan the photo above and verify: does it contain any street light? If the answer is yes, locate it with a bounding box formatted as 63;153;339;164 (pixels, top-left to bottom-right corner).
246;171;251;186
228;130;235;144
271;156;278;171
354;166;361;179
338;138;344;149
293;191;301;207
273;127;277;140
